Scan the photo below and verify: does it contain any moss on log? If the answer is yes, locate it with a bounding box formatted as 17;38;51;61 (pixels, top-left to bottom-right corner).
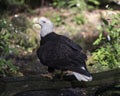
0;68;120;96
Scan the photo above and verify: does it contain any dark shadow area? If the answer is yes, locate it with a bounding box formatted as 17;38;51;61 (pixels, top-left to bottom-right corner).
0;0;52;15
14;88;85;96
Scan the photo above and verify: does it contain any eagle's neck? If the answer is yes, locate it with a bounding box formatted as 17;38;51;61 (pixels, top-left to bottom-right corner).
40;26;54;37
40;32;56;45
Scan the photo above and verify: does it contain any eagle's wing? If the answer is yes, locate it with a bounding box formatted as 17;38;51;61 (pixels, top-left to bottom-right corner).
60;35;87;60
61;36;82;50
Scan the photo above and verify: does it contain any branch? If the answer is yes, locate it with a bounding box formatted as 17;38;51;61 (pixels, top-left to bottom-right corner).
0;68;120;96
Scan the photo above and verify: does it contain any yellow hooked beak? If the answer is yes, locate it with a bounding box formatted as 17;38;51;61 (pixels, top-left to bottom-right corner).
32;18;41;29
33;23;41;31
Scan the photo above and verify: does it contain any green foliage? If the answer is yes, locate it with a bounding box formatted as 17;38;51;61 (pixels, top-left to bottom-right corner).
52;0;69;8
52;0;92;10
11;15;28;32
51;14;64;26
0;18;11;56
91;13;120;71
10;15;38;51
6;0;25;5
87;0;100;6
86;0;100;9
0;59;18;77
68;0;87;10
68;0;100;10
0;15;38;76
73;14;86;25
0;18;18;77
93;32;105;45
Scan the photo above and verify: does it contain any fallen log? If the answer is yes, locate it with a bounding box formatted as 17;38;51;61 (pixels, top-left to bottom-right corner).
0;68;120;96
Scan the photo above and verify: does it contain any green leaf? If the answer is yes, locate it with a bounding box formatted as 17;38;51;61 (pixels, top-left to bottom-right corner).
93;32;103;45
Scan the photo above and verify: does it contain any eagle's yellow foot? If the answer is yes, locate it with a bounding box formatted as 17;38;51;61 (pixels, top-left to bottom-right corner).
64;71;73;76
60;71;66;80
60;71;73;80
41;73;54;80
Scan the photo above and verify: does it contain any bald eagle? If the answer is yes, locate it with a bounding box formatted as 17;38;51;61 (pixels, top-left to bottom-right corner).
37;17;92;81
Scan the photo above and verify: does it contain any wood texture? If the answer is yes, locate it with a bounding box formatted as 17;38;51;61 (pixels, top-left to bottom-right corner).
0;68;120;96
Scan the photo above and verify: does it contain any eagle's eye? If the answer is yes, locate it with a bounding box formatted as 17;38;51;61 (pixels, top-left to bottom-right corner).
42;21;46;23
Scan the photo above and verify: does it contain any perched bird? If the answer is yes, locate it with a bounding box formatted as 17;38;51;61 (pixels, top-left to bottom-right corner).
37;17;92;81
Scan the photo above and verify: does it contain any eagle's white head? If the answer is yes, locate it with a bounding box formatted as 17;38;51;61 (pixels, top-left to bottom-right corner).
39;17;54;37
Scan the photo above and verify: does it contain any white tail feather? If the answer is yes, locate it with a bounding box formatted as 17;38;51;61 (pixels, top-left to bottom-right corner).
73;72;92;81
